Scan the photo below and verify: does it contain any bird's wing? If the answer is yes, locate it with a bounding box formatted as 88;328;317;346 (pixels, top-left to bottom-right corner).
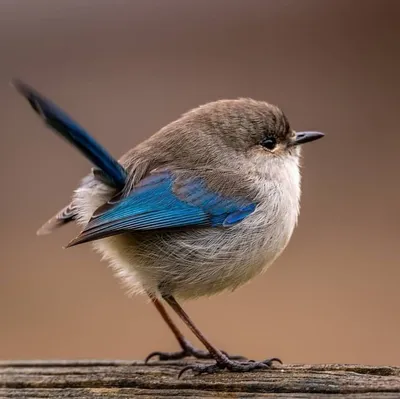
67;169;257;247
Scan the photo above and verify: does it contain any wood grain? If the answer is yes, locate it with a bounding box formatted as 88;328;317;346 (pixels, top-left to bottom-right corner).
1;360;400;398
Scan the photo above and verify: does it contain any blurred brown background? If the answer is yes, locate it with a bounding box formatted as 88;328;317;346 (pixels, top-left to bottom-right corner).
1;0;399;365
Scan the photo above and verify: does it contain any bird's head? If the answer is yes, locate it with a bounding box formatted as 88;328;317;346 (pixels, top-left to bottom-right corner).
182;98;324;164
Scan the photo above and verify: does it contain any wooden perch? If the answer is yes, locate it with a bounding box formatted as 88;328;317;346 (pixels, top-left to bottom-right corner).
1;360;400;398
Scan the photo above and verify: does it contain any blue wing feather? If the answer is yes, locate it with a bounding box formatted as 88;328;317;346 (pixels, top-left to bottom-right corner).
12;79;127;189
68;171;256;246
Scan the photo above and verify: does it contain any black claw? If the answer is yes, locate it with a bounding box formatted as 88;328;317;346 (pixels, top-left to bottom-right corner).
264;357;282;365
178;363;221;378
178;365;195;379
144;351;163;364
145;350;190;363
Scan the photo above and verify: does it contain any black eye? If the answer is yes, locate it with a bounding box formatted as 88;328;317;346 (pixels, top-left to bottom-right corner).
261;136;277;150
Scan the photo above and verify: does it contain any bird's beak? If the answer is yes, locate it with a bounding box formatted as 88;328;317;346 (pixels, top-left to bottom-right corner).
292;131;325;146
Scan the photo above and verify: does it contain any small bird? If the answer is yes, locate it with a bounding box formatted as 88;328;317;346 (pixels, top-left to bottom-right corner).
12;79;324;376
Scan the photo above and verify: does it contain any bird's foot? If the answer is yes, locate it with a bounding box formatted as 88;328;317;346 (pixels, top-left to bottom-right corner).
145;338;246;363
178;356;282;378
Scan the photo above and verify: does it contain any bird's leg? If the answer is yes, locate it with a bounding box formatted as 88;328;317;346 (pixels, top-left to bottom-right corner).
163;295;282;377
145;295;245;362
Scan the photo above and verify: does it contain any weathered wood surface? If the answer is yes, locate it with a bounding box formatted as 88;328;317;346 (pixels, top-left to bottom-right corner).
1;360;400;398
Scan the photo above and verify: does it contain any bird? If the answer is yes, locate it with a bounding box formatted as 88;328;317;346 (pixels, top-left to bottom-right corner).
12;79;324;377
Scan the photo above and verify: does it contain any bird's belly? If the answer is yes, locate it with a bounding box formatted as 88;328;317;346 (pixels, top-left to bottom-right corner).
94;207;297;300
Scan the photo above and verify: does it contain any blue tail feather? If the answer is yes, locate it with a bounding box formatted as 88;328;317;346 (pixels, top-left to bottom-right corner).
12;79;127;189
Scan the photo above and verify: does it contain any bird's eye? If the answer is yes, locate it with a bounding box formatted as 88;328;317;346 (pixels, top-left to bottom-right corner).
261;136;277;150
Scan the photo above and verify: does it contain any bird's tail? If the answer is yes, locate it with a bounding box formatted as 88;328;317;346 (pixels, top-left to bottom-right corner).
36;203;77;236
12;79;128;234
11;79;127;188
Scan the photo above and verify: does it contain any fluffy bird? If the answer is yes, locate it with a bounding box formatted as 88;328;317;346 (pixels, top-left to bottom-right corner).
13;80;324;376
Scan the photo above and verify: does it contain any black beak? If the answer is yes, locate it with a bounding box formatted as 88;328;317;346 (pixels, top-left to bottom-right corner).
293;131;324;146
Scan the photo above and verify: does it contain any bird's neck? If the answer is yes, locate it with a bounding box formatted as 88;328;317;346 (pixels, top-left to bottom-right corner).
253;152;302;210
